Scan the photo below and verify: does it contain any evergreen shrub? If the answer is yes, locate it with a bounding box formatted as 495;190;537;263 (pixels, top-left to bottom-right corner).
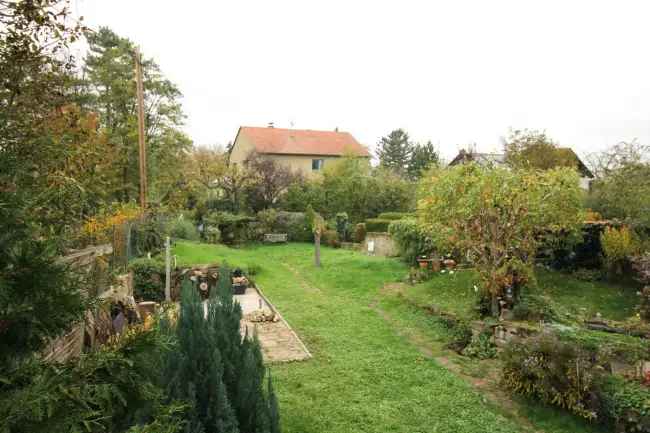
365;218;391;233
162;269;280;433
129;257;166;302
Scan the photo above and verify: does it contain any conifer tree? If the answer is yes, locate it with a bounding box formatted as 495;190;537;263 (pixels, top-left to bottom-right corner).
164;268;282;433
376;129;414;175
163;279;238;433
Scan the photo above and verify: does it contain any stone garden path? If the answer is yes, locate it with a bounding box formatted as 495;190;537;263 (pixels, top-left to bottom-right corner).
235;287;311;363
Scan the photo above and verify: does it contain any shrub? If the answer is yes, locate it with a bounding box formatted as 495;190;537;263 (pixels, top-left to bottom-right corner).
377;212;413;220
462;331;497;359
257;208;278;234
365;218;392;233
501;333;599;420
168;217;199;241
354;223;366;243
131;217;166;257
596;375;650;433
335;212;350;242
277;211;312;242
129;257;166;302
631;253;650;321
205;212;255;244
388;218;433;264
322;230;340;248
511;291;567;323
445;321;472;353
601;226;640;274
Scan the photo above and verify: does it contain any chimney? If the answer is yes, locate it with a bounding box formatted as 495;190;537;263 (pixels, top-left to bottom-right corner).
268;122;274;128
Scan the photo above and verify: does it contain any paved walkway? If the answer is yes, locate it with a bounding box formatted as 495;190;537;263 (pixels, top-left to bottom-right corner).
236;287;311;363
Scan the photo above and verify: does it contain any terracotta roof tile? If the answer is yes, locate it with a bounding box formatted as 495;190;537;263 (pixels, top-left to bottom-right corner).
238;126;369;157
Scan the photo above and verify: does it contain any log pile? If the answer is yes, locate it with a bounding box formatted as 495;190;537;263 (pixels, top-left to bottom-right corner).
245;309;279;323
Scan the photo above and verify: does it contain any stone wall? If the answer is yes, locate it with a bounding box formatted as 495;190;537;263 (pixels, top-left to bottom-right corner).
363;232;399;257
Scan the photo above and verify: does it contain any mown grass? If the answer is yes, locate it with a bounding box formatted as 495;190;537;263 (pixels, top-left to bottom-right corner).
401;267;637;321
173;241;608;433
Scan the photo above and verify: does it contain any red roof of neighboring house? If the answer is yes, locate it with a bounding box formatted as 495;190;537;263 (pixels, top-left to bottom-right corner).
236;126;369;157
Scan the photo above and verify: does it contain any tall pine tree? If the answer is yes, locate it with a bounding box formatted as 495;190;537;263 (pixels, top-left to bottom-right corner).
376;129;413;175
408;141;440;180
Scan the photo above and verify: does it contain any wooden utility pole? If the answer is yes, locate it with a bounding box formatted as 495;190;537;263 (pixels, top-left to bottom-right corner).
134;47;147;210
164;236;171;302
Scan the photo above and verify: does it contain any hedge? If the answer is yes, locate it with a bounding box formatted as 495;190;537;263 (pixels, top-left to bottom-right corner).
365;218;392;233
377;212;414;220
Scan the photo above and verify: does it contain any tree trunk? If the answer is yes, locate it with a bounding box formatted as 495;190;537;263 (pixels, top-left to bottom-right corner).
491;294;499;318
314;233;321;267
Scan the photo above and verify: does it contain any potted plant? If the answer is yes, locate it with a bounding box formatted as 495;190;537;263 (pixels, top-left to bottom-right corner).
417;255;430;269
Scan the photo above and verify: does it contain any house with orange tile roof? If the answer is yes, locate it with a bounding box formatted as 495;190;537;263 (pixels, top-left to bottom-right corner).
229;125;370;176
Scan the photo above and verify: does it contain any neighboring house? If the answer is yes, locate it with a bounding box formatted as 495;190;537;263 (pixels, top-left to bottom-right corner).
229;126;370;176
448;148;594;190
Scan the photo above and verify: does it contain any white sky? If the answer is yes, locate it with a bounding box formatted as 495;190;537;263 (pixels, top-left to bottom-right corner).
76;0;650;161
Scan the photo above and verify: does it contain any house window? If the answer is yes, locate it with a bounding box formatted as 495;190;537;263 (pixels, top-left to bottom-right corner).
312;159;324;171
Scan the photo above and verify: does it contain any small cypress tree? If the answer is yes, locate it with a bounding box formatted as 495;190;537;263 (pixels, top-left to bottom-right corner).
163;279;239;433
267;372;281;433
210;265;281;433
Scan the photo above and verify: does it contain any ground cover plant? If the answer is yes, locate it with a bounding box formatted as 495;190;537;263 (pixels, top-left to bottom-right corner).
174;241;609;433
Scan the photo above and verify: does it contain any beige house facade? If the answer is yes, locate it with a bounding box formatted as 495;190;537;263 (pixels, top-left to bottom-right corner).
229;126;370;176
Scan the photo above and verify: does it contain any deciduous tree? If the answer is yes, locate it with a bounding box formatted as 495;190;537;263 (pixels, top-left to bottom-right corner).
418;164;583;316
504;129;578;170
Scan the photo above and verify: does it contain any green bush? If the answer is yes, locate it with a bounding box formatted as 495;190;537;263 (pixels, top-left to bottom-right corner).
601;226;640;274
461;331;497;359
131;217;166;257
377;212;413;220
322;230;340;248
129;257;165;302
335;212;350;242
205;212;255;244
444;321;472;353
168;217;199;241
511;291;567;323
354;223;366;243
365;218;392;233
502;333;599;420
388;218;433;264
277;211;312;242
596;375;650;433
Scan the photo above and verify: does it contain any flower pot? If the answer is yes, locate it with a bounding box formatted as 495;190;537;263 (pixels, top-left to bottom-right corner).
443;259;457;269
417;260;429;269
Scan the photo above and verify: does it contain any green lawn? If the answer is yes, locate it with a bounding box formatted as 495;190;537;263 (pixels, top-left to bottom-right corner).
173;241;606;433
399;267;637;322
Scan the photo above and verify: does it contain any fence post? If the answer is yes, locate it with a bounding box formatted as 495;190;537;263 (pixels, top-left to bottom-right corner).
165;236;171;302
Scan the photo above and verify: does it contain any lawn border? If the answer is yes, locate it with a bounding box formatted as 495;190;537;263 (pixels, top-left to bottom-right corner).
255;283;313;361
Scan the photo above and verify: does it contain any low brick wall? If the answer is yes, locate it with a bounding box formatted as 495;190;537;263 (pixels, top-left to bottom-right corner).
363;232;399;257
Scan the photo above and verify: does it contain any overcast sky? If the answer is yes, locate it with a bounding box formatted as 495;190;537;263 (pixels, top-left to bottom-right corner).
76;0;650;161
